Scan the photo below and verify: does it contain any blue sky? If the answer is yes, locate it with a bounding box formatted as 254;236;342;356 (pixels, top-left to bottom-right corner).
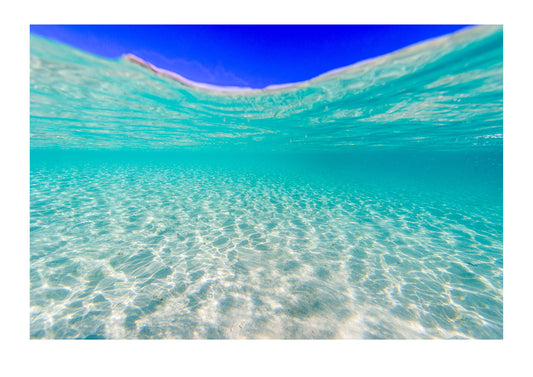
30;25;470;88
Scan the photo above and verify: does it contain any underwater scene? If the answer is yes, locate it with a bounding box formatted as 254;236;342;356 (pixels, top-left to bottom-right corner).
30;25;503;339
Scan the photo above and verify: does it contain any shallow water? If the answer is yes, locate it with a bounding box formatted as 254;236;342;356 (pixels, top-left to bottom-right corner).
30;26;503;339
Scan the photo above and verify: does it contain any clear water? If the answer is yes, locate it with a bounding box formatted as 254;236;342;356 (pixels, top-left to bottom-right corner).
30;26;503;339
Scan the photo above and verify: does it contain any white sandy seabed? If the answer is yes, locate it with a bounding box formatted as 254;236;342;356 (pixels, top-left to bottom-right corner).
30;156;503;339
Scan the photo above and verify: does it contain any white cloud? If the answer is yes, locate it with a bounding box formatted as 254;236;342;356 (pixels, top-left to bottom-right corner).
131;49;252;87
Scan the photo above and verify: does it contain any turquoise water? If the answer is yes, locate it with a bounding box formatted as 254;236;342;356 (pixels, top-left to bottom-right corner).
30;26;503;339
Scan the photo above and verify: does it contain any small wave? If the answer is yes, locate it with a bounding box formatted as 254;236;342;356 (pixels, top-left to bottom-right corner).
122;25;495;94
30;25;502;152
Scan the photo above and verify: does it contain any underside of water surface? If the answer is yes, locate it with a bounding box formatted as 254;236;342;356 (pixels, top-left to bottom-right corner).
30;26;503;339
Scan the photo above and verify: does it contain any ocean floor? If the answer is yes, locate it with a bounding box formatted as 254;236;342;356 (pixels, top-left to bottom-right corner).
30;151;503;339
